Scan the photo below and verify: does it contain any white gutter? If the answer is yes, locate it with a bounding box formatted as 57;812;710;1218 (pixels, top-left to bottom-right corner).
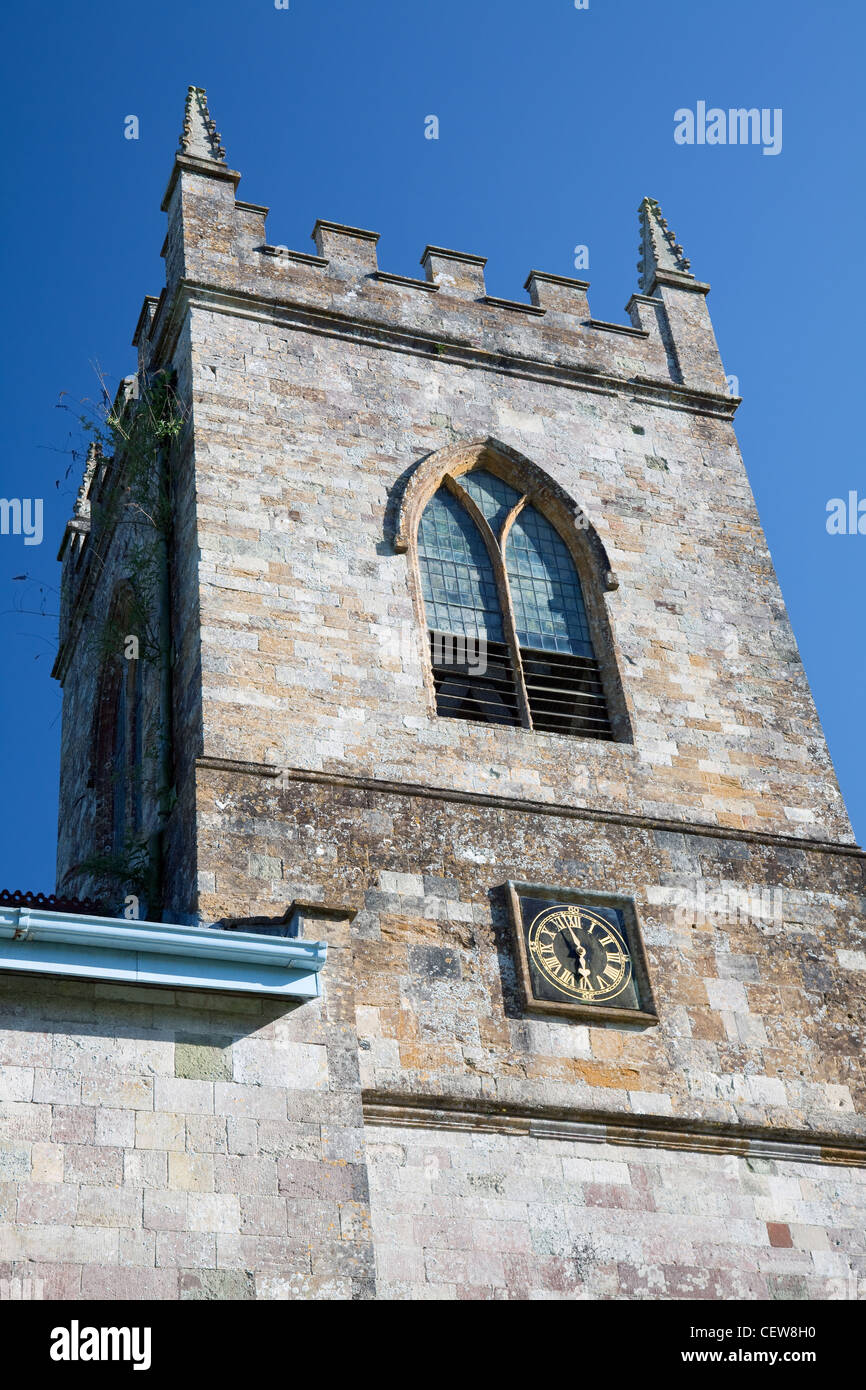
0;906;327;999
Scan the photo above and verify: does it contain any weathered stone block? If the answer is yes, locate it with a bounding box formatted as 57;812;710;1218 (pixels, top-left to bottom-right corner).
175;1039;232;1081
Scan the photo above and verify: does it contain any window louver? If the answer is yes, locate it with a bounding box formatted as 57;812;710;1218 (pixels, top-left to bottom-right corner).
520;648;612;739
429;631;521;727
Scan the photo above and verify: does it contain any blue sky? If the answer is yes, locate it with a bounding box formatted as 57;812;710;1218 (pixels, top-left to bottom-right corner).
0;0;863;890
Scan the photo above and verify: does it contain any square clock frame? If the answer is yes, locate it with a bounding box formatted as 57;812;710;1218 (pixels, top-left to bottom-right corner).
505;881;659;1026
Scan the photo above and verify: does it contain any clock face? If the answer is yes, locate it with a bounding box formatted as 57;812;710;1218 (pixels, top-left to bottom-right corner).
526;903;634;1004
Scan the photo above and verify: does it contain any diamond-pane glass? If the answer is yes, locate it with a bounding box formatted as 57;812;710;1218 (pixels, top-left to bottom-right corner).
506;505;594;656
418;488;505;641
458;469;523;539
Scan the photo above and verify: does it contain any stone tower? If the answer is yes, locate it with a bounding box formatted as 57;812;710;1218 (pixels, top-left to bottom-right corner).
13;86;865;1300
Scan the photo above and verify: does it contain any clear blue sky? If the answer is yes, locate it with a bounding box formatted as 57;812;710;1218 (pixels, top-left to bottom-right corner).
1;0;863;891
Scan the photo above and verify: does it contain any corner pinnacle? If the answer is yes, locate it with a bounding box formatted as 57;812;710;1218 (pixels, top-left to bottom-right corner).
73;441;103;521
637;196;694;293
178;86;227;164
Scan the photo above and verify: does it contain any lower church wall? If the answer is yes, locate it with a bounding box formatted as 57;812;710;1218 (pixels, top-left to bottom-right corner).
0;972;374;1301
366;1122;866;1300
1;968;864;1302
3;770;865;1301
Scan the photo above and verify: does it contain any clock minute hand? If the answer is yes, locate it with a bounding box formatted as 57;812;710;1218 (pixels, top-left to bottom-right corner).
566;924;583;957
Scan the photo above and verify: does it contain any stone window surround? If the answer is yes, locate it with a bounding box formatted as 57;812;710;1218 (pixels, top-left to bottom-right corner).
395;437;633;743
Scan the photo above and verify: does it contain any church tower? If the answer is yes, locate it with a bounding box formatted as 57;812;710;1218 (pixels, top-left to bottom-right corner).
21;86;865;1299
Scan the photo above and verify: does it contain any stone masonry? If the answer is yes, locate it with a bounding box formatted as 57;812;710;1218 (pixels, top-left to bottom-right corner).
3;86;861;1299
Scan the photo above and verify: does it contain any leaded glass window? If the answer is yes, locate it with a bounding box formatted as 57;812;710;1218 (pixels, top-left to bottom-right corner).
416;469;613;739
506;506;594;657
459;470;522;538
418;487;519;725
418;489;504;642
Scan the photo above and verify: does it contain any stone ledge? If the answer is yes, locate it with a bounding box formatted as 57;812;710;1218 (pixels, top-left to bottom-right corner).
586;317;648;339
481;295;546;317
151;280;740;420
363;1093;866;1167
195;757;865;858
259;245;328;268
373;270;439;292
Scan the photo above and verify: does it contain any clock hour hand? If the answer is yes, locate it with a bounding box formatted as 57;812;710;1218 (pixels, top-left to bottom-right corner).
565;927;592;990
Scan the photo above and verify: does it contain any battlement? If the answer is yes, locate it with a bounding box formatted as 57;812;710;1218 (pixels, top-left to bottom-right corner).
131;87;735;415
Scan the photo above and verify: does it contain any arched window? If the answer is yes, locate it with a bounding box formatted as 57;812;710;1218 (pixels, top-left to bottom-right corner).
416;468;613;739
418;486;518;726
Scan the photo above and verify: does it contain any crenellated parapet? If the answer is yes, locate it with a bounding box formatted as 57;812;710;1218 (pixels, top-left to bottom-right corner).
131;87;735;414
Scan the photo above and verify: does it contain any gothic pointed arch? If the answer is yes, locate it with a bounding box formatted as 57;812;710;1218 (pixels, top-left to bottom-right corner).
398;440;631;742
395;438;619;593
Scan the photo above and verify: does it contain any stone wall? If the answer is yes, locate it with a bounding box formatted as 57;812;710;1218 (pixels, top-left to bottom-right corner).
4;784;863;1306
179;268;850;844
195;775;865;1140
55;151;855;906
0;957;372;1300
53;324;201;920
367;1125;866;1300
4;794;863;1305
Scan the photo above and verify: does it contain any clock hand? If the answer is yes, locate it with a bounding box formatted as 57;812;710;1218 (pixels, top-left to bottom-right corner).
566;924;584;959
565;926;593;989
